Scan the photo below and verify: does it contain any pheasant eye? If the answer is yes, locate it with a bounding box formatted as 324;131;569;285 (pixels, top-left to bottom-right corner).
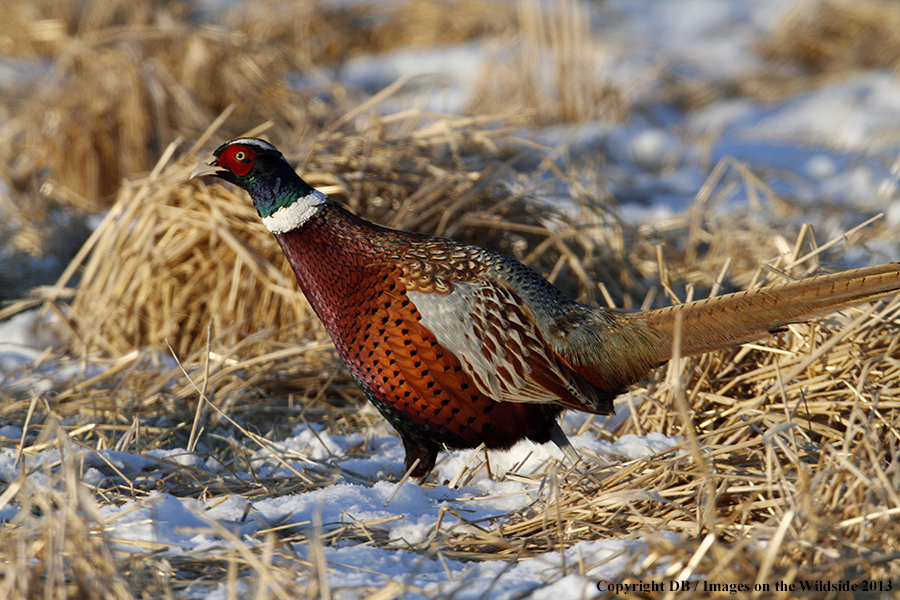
234;150;247;161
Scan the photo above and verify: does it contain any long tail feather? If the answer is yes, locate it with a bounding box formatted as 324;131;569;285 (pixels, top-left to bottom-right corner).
638;262;900;363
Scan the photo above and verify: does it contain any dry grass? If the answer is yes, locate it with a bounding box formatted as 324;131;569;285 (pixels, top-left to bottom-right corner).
3;229;900;596
467;0;628;125
3;0;900;597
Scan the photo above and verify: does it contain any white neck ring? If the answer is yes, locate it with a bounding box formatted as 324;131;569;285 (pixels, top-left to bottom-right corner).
261;191;326;234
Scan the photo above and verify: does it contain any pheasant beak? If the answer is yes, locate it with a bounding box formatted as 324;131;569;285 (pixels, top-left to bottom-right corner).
190;155;228;180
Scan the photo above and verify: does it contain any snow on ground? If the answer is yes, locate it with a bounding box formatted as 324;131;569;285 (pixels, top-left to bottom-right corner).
4;0;900;597
0;315;680;597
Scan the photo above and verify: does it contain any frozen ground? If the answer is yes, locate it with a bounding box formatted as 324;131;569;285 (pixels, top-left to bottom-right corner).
0;408;679;598
3;0;900;597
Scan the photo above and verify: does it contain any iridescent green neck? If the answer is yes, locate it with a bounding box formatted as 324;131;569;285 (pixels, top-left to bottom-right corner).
247;162;327;234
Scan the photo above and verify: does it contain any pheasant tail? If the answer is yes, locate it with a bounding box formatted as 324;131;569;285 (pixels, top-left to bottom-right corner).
636;263;900;363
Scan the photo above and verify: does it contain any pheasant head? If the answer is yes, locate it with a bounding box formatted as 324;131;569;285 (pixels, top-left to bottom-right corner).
190;138;326;233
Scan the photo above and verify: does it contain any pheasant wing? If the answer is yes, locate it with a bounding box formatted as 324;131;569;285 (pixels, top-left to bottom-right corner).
406;278;609;412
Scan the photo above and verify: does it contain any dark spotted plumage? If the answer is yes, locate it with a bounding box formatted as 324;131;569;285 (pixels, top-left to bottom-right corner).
272;202;588;476
192;138;900;479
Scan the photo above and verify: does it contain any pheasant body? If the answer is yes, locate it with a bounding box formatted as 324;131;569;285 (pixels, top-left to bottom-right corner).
192;138;900;478
270;201;649;475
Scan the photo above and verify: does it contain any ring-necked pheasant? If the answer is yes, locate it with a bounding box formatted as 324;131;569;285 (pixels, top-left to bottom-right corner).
191;138;900;478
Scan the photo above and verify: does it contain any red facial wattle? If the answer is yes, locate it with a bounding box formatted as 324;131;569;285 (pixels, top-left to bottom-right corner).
217;145;256;177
